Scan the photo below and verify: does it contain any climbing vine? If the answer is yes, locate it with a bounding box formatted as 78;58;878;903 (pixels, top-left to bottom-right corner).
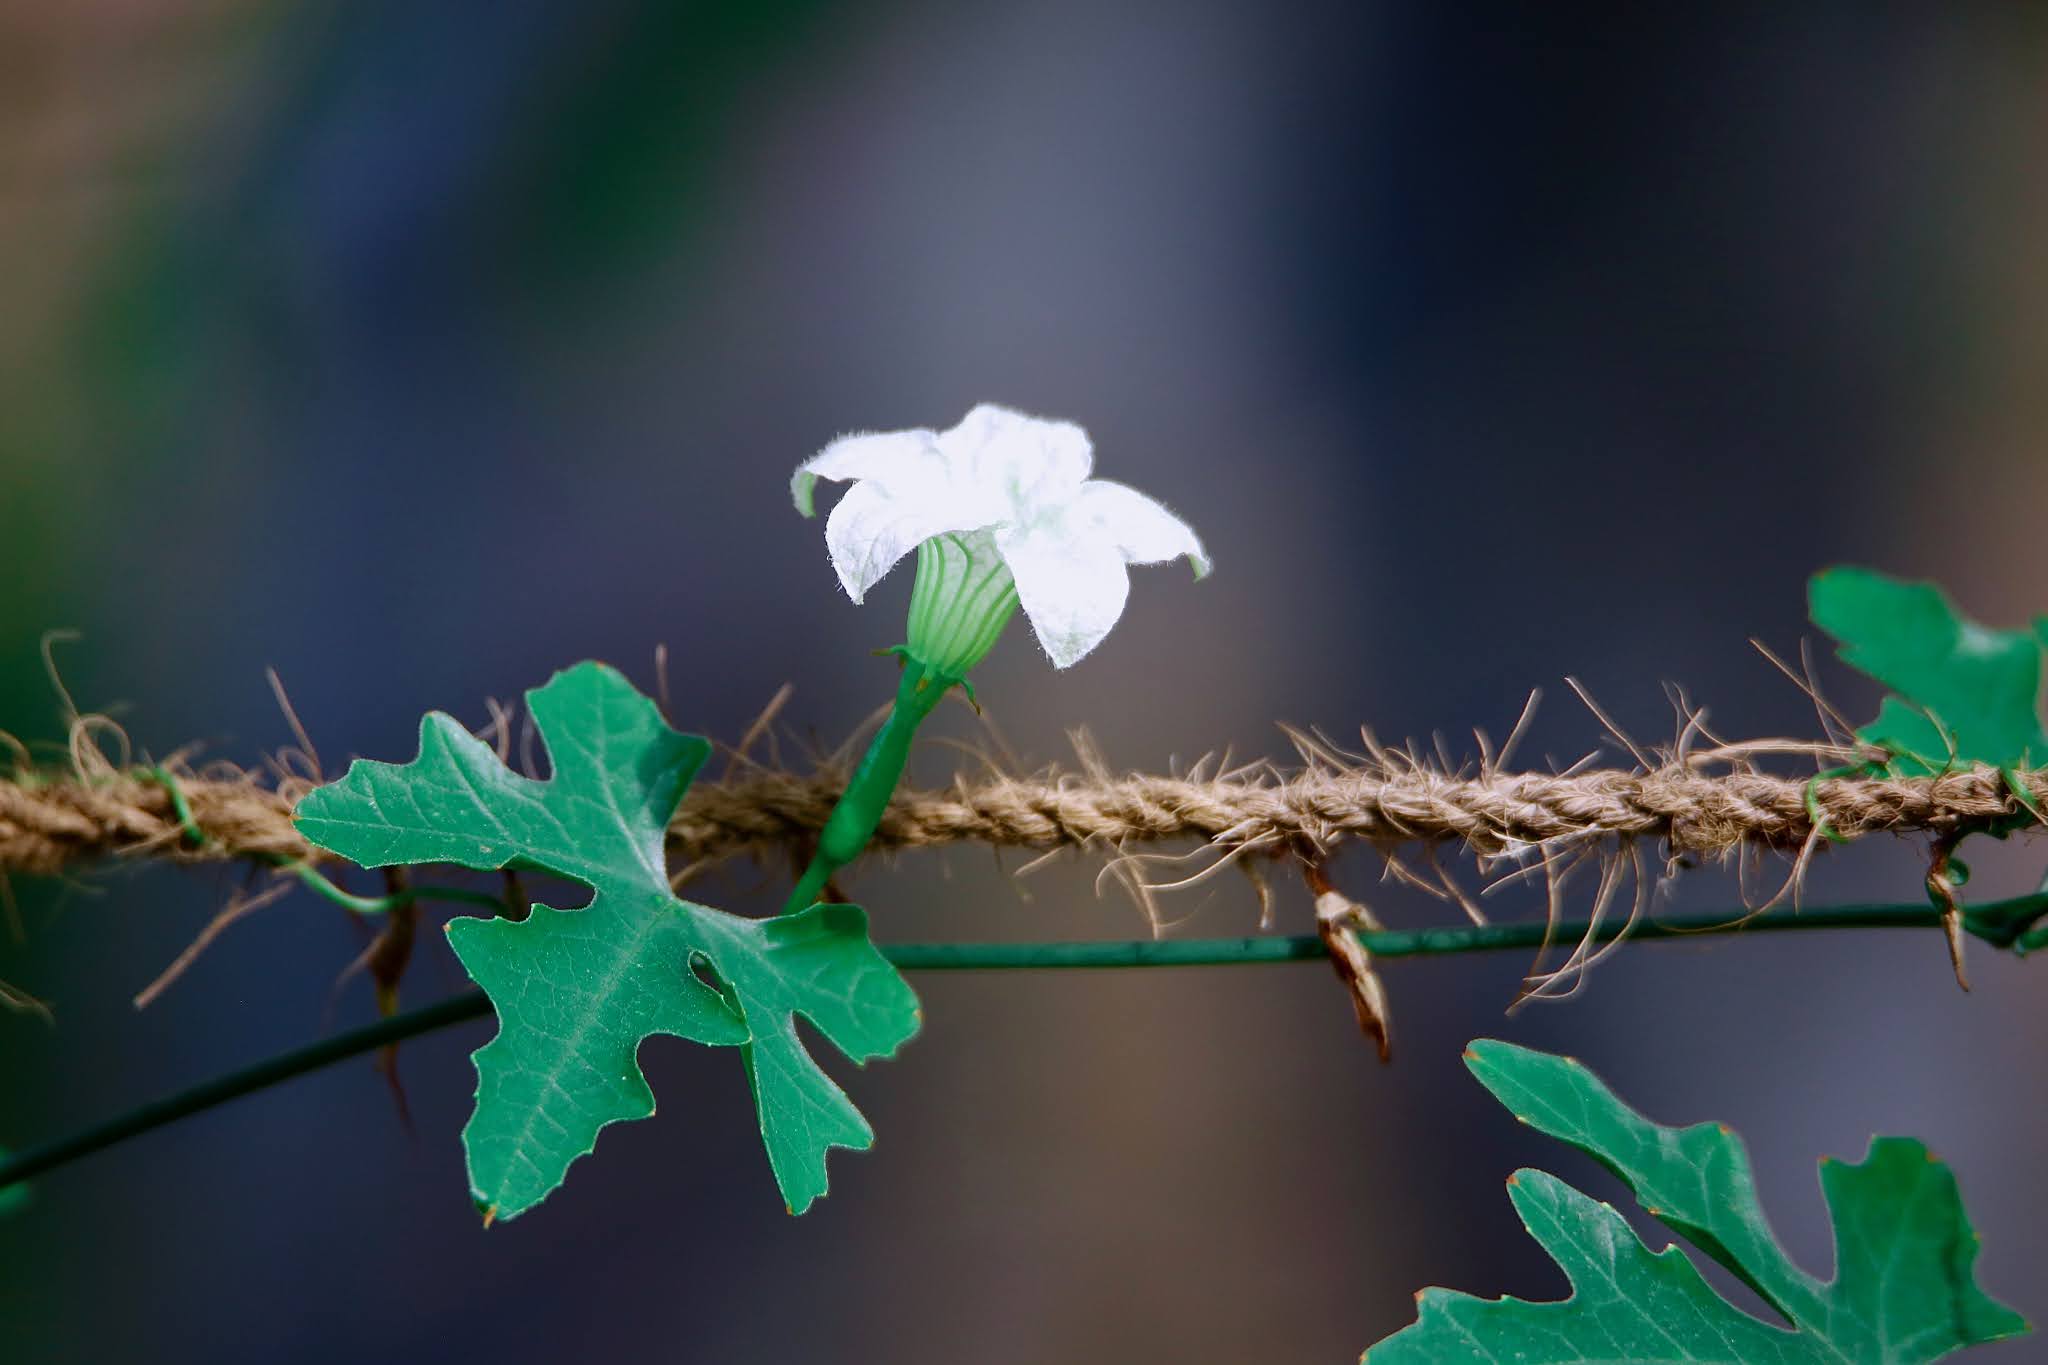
1;406;2041;1359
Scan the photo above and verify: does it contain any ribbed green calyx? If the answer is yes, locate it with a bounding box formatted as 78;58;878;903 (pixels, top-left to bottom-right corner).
903;529;1017;679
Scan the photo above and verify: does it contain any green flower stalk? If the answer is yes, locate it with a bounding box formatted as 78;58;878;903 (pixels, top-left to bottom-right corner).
783;403;1209;915
781;651;959;918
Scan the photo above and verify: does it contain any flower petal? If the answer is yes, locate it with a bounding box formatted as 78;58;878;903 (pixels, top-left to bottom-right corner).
791;427;941;517
939;404;1094;512
996;523;1131;668
1072;479;1211;577
824;479;1000;603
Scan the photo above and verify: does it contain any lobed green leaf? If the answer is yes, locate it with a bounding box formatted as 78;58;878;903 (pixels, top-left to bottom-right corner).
1810;566;2048;775
296;662;920;1220
1364;1040;2027;1363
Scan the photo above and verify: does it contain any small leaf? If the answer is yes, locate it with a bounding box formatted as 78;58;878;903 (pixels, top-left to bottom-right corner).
0;1150;29;1217
1363;1040;2027;1363
1810;566;2048;774
296;662;920;1219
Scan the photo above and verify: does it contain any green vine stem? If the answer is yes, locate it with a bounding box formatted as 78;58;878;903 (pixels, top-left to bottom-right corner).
6;889;2044;1200
145;766;507;918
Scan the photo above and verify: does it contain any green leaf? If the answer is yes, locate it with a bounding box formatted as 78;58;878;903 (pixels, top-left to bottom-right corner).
1810;566;2048;775
0;1149;29;1217
1364;1040;2027;1363
295;662;920;1220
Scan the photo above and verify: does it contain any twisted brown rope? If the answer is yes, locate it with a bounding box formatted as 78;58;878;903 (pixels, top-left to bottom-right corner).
3;758;2041;880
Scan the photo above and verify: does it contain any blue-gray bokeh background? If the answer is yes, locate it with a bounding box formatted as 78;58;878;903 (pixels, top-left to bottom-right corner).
5;3;2047;1360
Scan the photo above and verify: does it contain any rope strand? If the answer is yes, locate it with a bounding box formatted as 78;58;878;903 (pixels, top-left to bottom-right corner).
2;758;2041;879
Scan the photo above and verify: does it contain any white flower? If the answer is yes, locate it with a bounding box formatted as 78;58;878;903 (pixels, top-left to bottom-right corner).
793;403;1210;669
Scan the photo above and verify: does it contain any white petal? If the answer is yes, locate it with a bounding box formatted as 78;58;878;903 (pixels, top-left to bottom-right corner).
791;427;941;516
997;523;1131;668
825;480;1001;603
1072;479;1210;577
939;404;1093;512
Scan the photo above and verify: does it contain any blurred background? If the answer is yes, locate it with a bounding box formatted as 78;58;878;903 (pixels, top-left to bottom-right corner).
4;2;2048;1360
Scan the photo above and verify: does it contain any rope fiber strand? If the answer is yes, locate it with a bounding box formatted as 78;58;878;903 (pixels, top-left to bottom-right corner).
5;752;2046;879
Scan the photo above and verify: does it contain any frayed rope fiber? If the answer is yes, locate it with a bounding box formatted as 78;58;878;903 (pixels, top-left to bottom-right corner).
3;759;2043;879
